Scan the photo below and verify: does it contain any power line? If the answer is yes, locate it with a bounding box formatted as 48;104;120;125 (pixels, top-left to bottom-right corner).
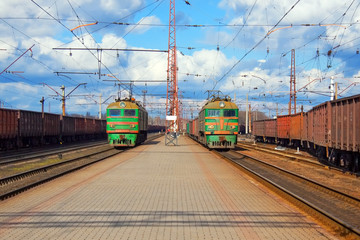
213;0;302;90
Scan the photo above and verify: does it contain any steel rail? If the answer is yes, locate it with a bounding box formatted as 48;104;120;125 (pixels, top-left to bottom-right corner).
0;140;107;166
213;149;360;239
0;134;163;200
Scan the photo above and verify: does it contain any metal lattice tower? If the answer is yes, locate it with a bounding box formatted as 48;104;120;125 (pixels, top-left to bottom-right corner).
165;0;179;145
289;49;296;115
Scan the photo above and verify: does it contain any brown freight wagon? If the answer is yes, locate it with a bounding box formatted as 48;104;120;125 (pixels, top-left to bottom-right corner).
74;117;86;137
0;108;18;149
252;120;265;141
264;119;277;143
43;113;61;143
330;94;360;153
85;118;96;136
289;112;303;146
61;116;76;142
311;102;330;148
277;115;290;144
190;118;199;139
301;112;308;147
18;110;43;147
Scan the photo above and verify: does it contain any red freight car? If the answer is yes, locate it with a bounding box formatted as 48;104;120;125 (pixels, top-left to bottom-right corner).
188;118;199;140
0;108;18;149
264;119;277;142
301;112;309;146
43;113;61;139
74;117;86;137
18;110;43;146
85;118;95;135
311;102;330;148
328;95;360;170
330;95;360;152
252;120;265;141
289;112;303;146
61;116;76;142
277;115;290;144
253;119;277;143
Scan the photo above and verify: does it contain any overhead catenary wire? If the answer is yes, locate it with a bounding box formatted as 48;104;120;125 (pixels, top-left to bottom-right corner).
213;0;302;91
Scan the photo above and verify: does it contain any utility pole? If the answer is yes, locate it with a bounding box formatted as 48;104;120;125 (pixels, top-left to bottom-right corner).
40;97;45;118
289;49;296;115
245;93;249;135
99;93;102;119
142;90;147;107
43;83;86;116
249;103;252;134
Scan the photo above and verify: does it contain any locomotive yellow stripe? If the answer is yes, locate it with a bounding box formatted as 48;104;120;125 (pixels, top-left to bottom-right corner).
205;131;231;134
107;130;139;133
107;116;138;119
205;122;238;125
107;122;138;125
206;117;238;119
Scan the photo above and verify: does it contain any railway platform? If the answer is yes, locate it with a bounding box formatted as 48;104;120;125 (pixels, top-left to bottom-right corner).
0;136;337;239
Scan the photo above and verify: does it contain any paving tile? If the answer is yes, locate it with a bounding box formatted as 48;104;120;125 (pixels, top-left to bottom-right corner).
0;136;337;239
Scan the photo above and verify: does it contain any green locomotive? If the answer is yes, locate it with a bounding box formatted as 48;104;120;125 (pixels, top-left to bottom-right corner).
106;98;148;147
187;96;239;149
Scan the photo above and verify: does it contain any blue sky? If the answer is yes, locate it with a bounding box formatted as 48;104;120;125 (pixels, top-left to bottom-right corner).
0;0;359;119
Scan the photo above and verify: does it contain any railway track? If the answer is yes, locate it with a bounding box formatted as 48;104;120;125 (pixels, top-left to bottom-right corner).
0;134;163;200
214;148;360;239
237;141;359;176
0;140;107;166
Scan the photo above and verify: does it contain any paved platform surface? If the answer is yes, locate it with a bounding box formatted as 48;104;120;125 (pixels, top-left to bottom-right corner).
0;136;337;239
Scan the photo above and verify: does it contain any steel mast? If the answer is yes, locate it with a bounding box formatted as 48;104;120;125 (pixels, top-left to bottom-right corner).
165;0;179;145
289;49;296;115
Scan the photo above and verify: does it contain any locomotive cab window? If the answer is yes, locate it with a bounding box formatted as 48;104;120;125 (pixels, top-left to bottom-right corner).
223;110;236;117
108;109;121;116
124;109;136;116
207;110;220;117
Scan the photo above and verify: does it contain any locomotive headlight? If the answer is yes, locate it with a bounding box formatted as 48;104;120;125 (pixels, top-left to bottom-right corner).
231;126;236;129
130;124;135;128
208;125;215;129
120;102;126;108
219;101;225;108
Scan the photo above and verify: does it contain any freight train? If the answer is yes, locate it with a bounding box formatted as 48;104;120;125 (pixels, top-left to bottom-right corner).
187;95;239;149
106;98;148;147
253;94;360;172
0;108;106;150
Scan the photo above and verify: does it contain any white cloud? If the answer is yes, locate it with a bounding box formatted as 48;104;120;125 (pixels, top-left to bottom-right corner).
125;16;161;34
100;0;144;14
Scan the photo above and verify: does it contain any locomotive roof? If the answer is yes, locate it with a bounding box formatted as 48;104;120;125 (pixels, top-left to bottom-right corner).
202;99;238;110
107;98;146;112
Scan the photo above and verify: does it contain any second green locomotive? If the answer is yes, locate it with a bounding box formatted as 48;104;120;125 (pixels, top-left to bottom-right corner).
106;98;148;147
187;96;239;149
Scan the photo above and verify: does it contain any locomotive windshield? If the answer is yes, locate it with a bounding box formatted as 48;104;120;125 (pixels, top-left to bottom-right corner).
124;109;136;116
109;109;121;116
223;110;236;117
207;110;220;117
